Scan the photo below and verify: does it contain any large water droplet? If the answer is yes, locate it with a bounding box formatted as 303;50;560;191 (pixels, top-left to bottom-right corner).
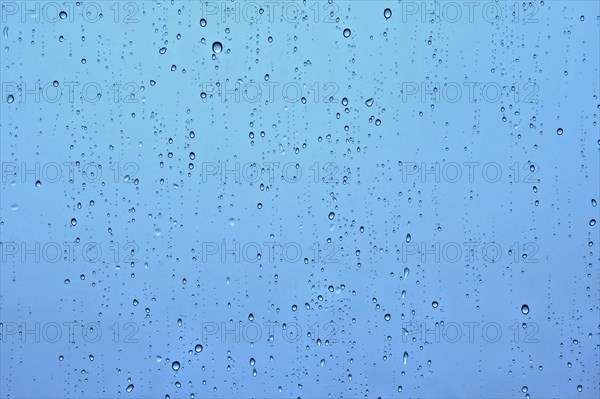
343;28;351;38
521;304;529;315
384;8;392;19
212;41;223;54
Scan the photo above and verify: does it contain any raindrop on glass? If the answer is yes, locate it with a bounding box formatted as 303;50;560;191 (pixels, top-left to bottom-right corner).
212;41;223;54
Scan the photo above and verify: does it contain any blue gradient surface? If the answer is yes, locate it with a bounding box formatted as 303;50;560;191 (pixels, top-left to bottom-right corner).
1;1;599;398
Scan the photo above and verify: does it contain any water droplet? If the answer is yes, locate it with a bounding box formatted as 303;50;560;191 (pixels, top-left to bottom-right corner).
59;11;67;19
432;301;439;308
7;94;14;103
590;219;596;226
171;361;180;371
403;351;408;364
521;304;529;315
365;98;374;107
70;218;77;226
212;41;223;54
384;313;391;321
343;28;351;38
328;212;335;220
194;344;203;353
35;180;41;187
159;47;167;54
384;8;392;19
577;385;583;392
557;128;563;135
126;384;134;393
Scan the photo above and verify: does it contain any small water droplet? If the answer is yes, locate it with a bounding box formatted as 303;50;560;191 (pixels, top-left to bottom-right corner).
521;304;529;315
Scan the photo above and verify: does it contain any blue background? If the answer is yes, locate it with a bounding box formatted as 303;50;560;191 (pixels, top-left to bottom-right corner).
1;1;599;398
